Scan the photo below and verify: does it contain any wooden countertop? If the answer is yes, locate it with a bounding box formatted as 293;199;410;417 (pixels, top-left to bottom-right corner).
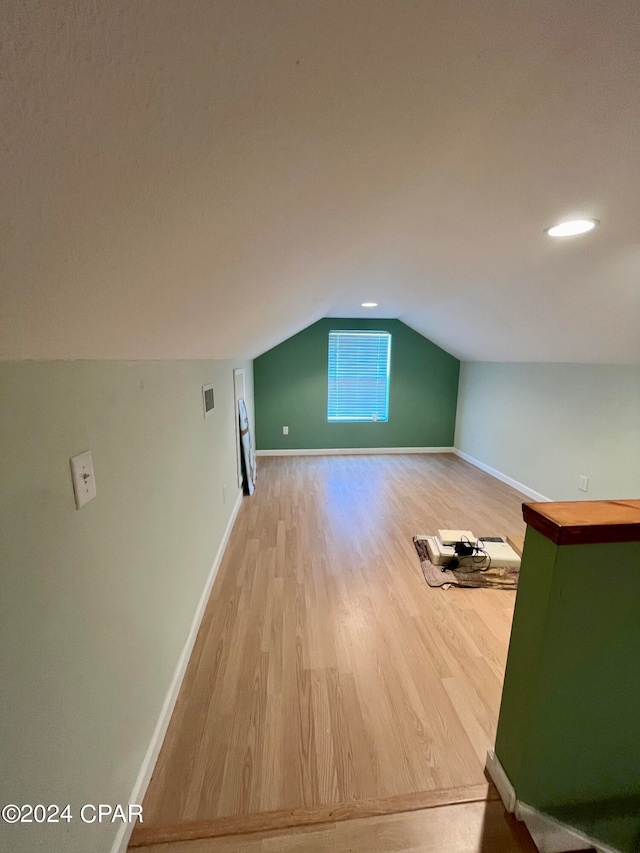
522;500;640;546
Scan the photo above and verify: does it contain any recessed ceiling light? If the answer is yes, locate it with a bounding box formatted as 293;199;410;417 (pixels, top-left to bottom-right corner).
545;219;598;237
361;302;378;308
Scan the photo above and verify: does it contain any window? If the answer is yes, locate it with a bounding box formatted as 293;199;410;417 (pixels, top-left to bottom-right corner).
327;331;391;422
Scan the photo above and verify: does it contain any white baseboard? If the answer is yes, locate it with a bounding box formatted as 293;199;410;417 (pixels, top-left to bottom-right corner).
515;802;617;853
453;449;550;502
486;750;616;853
255;446;455;457
486;748;516;812
110;490;244;853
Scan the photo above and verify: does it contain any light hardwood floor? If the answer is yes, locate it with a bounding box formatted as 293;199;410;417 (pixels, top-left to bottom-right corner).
138;800;539;852
132;454;527;847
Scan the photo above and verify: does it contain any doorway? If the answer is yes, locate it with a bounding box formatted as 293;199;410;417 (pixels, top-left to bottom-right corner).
232;368;245;489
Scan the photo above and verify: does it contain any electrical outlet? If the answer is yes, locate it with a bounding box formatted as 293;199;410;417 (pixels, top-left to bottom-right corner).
283;426;289;435
578;475;589;492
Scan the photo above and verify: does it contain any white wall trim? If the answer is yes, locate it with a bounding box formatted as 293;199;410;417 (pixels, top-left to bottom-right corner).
110;489;244;853
514;802;617;853
453;449;551;502
485;748;516;813
255;446;455;457
486;750;614;853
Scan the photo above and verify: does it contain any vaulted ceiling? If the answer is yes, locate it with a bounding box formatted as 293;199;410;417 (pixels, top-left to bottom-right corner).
2;0;639;362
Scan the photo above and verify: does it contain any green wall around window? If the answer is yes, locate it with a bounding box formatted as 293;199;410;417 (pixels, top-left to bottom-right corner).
254;318;459;450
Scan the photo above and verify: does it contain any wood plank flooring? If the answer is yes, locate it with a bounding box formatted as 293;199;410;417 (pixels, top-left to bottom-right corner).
130;785;497;847
138;799;539;853
133;454;527;847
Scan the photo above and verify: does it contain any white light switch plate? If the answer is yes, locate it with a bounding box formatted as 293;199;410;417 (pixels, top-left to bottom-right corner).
70;450;97;508
283;426;289;435
578;475;589;492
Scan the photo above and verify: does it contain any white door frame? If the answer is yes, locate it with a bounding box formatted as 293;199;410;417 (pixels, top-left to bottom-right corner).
232;368;245;489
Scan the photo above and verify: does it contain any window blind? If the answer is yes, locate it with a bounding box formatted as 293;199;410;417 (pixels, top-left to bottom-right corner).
327;331;391;422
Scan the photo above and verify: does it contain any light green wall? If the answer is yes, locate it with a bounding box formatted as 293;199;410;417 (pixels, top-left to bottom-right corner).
496;530;640;851
0;359;253;853
455;362;640;500
254;318;459;450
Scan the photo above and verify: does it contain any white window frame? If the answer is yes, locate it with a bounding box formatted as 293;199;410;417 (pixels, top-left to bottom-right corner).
327;330;391;423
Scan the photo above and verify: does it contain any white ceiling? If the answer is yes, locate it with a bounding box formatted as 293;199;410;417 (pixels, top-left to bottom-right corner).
1;0;639;362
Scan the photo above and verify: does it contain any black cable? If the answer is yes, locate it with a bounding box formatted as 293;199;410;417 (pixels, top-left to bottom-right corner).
444;536;492;573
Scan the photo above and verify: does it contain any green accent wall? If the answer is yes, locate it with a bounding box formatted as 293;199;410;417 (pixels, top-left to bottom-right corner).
254;318;459;450
495;529;640;851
